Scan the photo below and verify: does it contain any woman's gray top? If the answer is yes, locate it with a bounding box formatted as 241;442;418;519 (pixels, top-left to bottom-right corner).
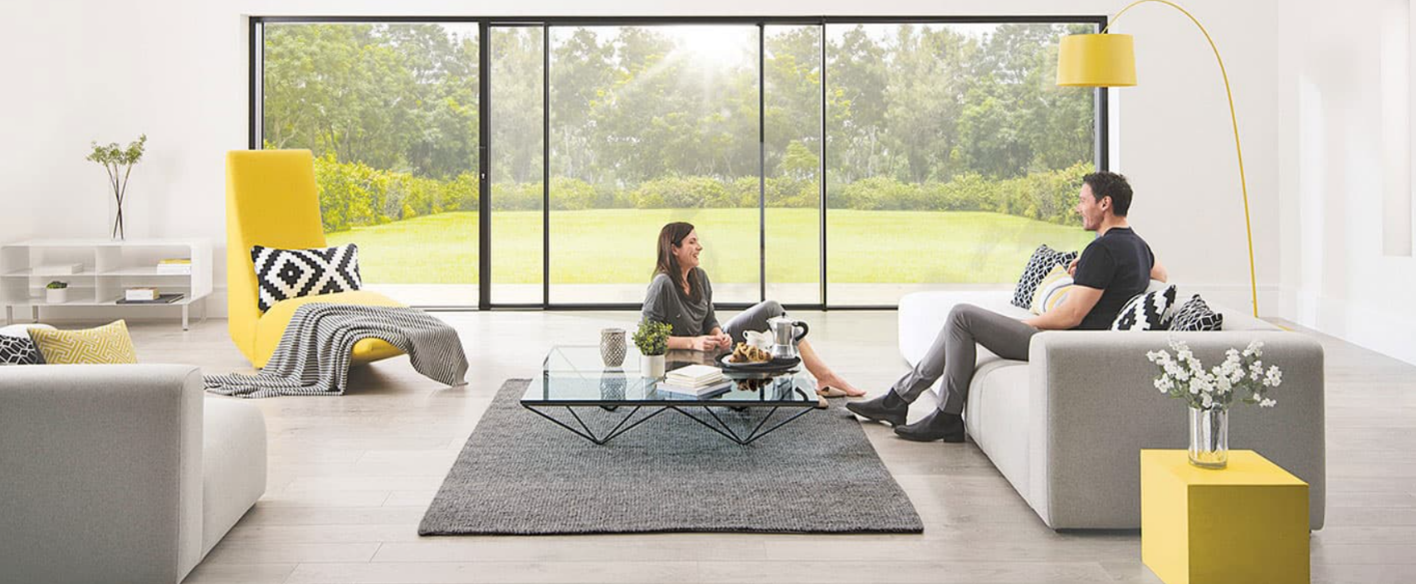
642;268;720;337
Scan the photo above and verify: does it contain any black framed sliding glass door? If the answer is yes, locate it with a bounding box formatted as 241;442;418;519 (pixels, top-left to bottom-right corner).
824;22;1100;306
488;25;546;305
253;16;1104;310
547;24;763;305
764;24;824;305
257;20;482;307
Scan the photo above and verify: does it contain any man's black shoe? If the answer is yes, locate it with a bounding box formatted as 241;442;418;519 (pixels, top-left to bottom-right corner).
845;391;909;427
894;410;965;443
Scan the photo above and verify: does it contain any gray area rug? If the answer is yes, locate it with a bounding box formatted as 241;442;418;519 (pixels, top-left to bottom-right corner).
418;379;923;535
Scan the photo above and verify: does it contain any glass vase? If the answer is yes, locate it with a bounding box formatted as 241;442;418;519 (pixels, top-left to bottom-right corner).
1188;406;1229;469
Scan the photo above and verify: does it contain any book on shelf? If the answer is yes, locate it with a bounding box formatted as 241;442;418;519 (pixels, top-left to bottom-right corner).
125;287;160;301
156;258;192;275
657;379;733;398
664;364;724;387
116;293;184;304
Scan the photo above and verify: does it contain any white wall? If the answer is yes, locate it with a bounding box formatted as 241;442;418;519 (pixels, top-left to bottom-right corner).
1278;0;1416;365
0;0;1282;323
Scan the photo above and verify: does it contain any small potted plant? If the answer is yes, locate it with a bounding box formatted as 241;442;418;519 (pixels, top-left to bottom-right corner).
46;281;69;304
633;319;672;379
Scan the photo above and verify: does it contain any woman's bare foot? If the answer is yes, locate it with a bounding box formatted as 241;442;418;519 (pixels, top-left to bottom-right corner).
816;373;867;397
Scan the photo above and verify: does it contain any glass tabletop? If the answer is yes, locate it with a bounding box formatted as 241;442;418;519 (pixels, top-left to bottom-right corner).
521;345;818;406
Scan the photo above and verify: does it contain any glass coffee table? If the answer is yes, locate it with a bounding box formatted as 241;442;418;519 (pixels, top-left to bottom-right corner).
521;345;819;445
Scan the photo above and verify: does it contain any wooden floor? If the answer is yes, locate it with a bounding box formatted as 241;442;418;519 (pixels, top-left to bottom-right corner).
118;310;1415;584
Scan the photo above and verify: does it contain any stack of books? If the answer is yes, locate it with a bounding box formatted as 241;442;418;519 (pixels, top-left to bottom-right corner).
156;258;192;275
659;365;732;398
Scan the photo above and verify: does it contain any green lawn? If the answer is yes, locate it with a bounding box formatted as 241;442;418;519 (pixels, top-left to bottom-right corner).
326;209;1093;285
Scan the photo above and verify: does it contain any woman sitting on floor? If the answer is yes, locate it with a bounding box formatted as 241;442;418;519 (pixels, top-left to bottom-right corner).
640;221;864;398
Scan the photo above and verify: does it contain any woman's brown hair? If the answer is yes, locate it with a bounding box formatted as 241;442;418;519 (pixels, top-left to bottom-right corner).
655;222;699;301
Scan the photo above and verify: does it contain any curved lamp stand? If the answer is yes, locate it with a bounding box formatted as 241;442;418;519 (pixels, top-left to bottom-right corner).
1059;0;1259;317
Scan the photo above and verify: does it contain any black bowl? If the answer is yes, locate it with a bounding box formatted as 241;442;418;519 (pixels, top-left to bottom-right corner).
717;352;801;373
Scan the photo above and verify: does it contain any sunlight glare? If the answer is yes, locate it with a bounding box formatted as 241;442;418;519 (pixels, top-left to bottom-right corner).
671;25;754;69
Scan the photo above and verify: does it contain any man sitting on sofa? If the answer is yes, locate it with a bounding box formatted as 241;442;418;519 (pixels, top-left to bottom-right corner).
848;171;1168;442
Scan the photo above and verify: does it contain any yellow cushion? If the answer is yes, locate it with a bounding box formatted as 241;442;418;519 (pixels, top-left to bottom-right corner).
1029;264;1074;315
29;320;138;364
253;291;406;369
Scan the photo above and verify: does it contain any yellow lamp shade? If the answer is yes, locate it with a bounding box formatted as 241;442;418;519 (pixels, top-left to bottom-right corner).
1057;33;1137;87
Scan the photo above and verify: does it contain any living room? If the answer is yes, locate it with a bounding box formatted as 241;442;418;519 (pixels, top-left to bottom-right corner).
1;0;1412;583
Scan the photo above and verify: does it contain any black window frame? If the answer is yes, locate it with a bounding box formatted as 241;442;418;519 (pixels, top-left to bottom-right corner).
249;15;1109;312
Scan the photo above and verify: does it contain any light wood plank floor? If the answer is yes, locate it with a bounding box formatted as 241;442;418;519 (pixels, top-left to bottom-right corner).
114;310;1415;584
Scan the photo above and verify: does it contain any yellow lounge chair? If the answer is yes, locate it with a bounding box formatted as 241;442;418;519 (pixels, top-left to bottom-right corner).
226;149;405;368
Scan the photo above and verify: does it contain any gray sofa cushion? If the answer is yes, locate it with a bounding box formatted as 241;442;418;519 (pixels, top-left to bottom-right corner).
1028;331;1324;529
0;365;267;583
0;365;204;584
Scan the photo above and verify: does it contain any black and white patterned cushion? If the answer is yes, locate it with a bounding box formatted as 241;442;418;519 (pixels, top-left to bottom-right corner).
0;334;43;365
1112;284;1177;331
1011;245;1080;309
1168;294;1224;332
252;244;362;313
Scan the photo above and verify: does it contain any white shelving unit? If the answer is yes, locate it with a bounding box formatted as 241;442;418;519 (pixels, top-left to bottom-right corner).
1;239;213;330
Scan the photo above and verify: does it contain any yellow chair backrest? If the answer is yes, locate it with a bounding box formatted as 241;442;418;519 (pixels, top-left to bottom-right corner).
225;149;327;361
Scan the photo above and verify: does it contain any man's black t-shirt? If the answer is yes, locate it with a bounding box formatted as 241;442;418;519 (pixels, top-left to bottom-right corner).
1071;227;1154;330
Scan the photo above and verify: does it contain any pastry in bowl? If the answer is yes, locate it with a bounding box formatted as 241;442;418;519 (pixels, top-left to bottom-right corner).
731;342;771;364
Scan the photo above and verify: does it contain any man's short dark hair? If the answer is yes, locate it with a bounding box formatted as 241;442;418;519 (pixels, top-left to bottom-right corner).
1083;171;1133;217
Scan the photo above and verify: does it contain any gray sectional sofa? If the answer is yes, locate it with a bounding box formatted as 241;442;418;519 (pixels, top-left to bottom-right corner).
0;364;266;584
898;289;1325;530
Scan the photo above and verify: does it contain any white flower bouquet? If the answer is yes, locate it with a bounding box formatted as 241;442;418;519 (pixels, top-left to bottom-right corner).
1146;338;1283;411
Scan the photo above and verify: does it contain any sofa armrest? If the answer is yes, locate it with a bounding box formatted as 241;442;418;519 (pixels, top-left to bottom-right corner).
0;364;205;584
1027;331;1325;529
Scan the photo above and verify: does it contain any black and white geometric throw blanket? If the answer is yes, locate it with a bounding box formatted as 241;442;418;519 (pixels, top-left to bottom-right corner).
205;304;468;398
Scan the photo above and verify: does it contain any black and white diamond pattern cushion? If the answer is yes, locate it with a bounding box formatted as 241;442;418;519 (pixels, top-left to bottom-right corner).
1112;284;1177;331
252;244;362;313
1169;294;1224;331
1011;245;1080;309
0;325;52;365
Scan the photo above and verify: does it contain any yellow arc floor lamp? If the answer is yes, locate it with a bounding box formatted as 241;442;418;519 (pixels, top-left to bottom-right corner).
1057;0;1259;317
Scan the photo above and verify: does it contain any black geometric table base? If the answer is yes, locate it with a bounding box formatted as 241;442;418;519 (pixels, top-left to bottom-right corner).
668;405;815;445
521;404;669;445
522;403;814;446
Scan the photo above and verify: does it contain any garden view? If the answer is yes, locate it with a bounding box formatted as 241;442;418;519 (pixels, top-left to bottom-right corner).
262;21;1098;305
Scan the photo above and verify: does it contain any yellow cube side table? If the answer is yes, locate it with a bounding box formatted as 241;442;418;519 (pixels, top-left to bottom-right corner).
1141;450;1310;584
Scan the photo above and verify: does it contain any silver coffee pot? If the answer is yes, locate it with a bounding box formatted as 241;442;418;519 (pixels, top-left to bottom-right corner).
766;316;809;360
